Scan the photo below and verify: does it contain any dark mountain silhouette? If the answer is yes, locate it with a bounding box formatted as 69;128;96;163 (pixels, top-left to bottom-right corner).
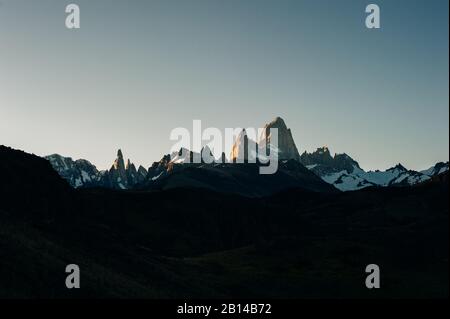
0;144;448;298
0;145;73;218
142;158;337;196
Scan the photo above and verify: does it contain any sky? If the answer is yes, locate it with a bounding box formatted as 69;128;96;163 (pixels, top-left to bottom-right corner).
0;0;448;171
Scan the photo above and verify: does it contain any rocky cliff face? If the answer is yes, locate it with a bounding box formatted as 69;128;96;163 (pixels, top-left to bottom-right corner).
103;149;149;189
229;117;300;163
230;129;258;163
108;149;129;189
299;147;360;175
258;117;301;161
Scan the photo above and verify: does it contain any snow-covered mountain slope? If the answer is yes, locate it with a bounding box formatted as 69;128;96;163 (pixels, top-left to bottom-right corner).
258;117;301;161
320;168;377;192
45;150;147;189
421;162;449;177
45;154;100;187
361;165;430;186
321;164;431;191
301;148;436;191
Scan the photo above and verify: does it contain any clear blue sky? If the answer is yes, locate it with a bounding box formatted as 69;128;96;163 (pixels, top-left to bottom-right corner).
0;0;448;171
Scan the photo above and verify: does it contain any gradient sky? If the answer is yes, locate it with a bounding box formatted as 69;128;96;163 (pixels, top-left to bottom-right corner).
0;0;448;171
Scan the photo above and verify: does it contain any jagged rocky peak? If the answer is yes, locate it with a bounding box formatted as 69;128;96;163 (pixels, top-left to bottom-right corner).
421;161;449;177
302;149;437;191
113;149;125;170
126;158;137;173
229;117;300;162
221;152;227;163
169;147;201;164
230;129;258;163
230;129;245;162
300;146;334;166
259;117;300;161
389;163;407;172
266;116;288;130
137;165;148;176
108;149;128;189
106;149;145;189
316;146;331;155
300;146;360;175
334;152;361;170
45;149;149;190
153;154;171;168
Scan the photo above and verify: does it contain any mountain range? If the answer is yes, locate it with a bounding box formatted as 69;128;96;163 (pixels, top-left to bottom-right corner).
45;117;448;194
0;142;448;298
300;147;448;191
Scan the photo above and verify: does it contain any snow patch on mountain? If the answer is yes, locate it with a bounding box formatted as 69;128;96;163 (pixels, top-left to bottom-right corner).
300;147;440;191
45;150;148;189
421;162;449;177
